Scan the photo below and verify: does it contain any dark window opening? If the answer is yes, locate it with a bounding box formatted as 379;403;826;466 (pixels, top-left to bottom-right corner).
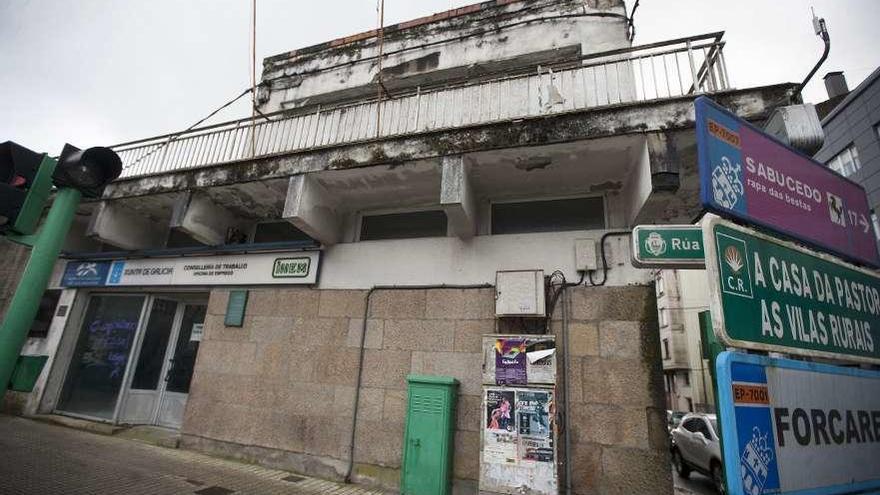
491;197;605;235
28;290;62;339
166;229;204;249
253;221;314;244
360;210;448;241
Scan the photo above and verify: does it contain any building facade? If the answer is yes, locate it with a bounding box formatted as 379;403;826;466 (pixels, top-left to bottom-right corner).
814;68;880;242
1;1;797;493
655;269;714;413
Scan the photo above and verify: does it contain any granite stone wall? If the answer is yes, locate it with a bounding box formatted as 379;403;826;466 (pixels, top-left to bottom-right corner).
180;285;670;495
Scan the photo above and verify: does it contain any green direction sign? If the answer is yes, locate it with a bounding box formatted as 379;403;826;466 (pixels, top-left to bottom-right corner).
703;214;880;363
631;225;705;268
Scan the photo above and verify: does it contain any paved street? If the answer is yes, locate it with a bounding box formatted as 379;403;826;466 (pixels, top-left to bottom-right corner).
673;468;717;495
0;415;384;495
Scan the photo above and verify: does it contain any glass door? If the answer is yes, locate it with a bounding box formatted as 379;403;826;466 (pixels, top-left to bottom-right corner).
57;295;147;420
156;303;206;428
118;298;180;424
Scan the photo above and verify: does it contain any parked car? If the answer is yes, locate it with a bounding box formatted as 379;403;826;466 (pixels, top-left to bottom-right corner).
667;410;686;432
671;413;725;494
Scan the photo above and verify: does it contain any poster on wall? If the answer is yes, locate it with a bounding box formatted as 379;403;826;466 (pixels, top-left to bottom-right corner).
484;389;518;464
517;390;554;463
494;339;528;385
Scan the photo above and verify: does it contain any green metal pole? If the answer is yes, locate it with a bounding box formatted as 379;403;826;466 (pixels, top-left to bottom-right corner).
0;187;81;397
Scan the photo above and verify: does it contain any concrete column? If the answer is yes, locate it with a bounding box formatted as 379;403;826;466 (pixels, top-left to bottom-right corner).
282;174;341;246
440;155;477;239
170;191;245;246
86;201;166;250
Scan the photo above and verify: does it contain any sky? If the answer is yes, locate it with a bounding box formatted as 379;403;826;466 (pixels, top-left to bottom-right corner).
1;0;878;154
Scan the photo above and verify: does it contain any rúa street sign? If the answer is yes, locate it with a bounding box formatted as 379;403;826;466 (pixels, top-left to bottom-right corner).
716;351;880;495
631;225;704;268
703;214;880;364
695;96;879;267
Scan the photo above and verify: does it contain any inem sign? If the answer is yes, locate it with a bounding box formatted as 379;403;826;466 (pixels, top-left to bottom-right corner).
703;214;880;364
716;351;880;495
696;97;879;267
631;225;704;268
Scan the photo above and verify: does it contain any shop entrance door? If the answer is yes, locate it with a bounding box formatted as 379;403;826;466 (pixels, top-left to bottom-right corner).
119;298;206;428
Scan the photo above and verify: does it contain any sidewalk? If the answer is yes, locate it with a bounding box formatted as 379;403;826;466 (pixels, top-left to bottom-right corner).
0;415;387;495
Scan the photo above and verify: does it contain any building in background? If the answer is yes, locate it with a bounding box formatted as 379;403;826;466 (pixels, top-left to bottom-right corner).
0;1;797;493
814;68;880;242
655;269;714;413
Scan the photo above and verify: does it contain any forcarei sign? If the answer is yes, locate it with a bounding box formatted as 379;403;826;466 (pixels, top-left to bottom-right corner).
695;96;879;267
703;214;880;364
716;351;880;495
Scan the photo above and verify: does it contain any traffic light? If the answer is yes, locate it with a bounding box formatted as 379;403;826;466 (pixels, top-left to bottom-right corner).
53;144;122;198
0;141;55;235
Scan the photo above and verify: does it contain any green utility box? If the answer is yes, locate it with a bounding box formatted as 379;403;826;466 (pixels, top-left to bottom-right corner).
401;374;458;495
8;355;48;392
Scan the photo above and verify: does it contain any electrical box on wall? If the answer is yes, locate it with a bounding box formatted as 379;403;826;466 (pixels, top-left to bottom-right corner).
495;270;545;317
574;238;598;271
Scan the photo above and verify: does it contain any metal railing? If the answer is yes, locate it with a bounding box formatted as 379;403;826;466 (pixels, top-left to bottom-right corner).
114;32;729;179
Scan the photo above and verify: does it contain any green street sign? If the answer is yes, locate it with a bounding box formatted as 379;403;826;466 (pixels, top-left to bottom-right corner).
703;214;880;364
631;225;705;268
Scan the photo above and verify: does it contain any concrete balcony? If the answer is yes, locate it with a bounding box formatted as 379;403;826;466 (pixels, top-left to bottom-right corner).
112;33;731;180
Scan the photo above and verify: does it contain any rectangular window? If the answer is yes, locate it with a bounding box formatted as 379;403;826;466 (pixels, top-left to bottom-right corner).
659;308;668;328
662;338;669;359
360;210;448;241
686;398;693;413
826;143;861;177
683;371;691;386
253;221;314;244
28;290;62;339
872;213;880;241
491;197;605;235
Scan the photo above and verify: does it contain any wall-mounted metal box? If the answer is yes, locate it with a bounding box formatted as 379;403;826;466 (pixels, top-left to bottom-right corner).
495;270;545;317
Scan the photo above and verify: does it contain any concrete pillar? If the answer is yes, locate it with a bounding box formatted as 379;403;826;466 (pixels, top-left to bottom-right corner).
86;201;166;250
282;174;341;246
440;155;477;239
170;191;245;246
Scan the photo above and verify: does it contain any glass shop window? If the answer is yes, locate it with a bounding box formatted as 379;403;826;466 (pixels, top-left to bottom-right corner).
27;290;62;339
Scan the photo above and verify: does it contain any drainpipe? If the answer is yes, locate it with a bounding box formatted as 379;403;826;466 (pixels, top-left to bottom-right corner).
344;283;492;484
792;9;830;102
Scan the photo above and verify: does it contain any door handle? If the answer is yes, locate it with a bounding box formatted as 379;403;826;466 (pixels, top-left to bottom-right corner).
410;438;421;448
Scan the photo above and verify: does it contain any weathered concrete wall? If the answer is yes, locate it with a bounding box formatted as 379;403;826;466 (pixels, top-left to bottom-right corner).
180;284;670;494
259;0;629;112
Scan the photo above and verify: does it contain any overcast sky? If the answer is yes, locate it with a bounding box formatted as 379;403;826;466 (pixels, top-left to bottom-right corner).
1;0;878;154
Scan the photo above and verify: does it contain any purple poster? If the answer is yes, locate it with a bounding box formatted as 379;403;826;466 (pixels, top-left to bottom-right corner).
697;97;879;267
495;339;527;385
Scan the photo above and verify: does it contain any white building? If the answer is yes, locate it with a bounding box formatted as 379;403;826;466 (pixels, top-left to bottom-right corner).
656;269;714;413
0;1;795;493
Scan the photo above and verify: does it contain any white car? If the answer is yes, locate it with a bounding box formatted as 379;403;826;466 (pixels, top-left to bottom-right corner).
671;413;725;494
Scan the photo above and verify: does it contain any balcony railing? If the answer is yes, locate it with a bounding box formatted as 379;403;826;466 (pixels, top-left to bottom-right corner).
114;32;729;179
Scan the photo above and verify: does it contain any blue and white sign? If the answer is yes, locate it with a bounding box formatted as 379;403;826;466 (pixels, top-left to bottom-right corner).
716;351;880;495
61;260;112;287
60;251;321;287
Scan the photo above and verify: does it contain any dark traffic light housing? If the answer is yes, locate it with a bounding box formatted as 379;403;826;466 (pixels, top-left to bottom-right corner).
53;144;122;198
0;141;56;235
